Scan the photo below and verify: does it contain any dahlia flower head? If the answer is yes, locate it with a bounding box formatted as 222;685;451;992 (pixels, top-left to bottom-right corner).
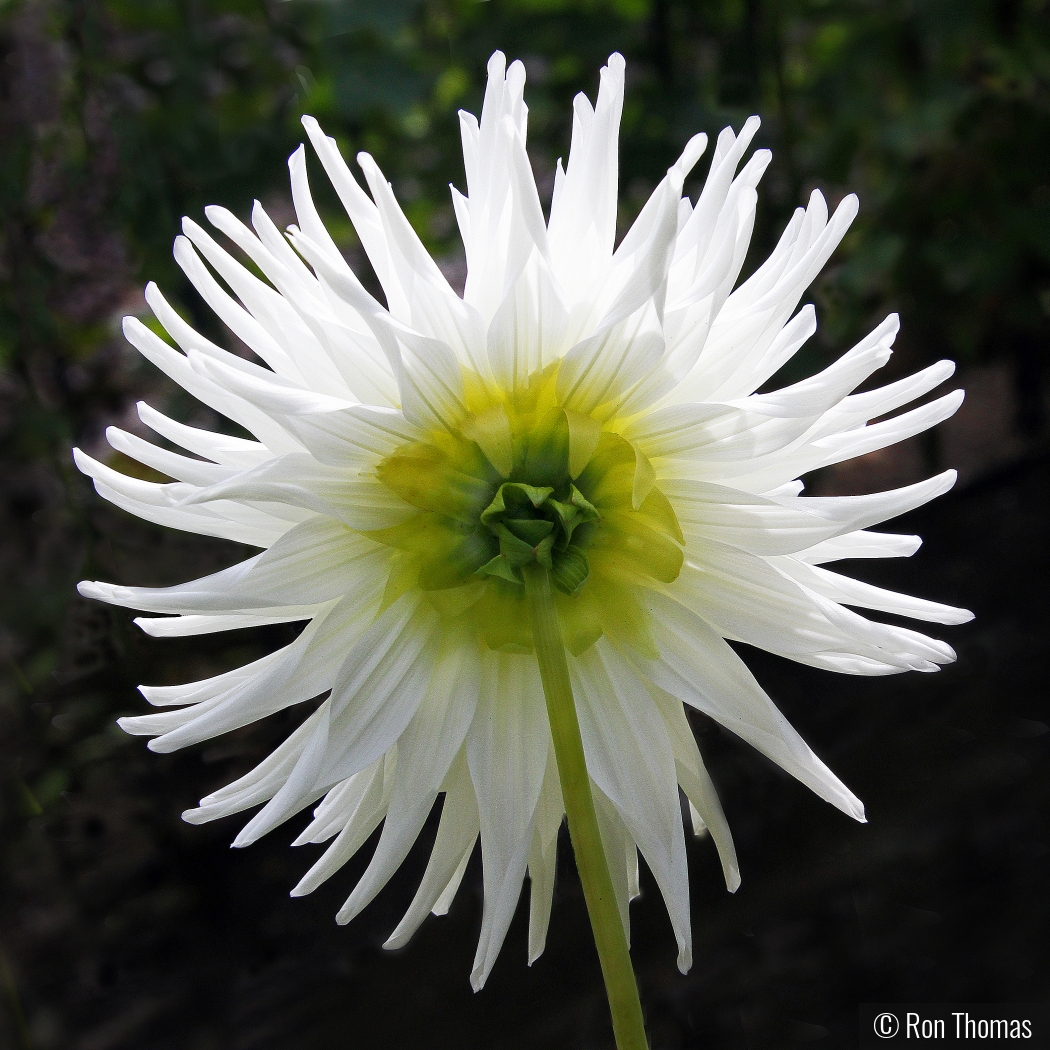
77;52;971;989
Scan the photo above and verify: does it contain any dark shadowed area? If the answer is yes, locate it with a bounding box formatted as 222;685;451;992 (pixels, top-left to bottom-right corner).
2;2;1048;1049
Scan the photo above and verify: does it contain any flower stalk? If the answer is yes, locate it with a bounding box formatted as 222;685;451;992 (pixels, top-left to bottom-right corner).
522;562;648;1050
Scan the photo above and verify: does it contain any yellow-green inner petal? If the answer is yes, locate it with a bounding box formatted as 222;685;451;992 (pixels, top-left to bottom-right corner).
368;366;683;656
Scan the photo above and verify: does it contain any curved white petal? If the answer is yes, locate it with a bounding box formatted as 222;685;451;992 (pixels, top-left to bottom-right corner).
136;401;272;468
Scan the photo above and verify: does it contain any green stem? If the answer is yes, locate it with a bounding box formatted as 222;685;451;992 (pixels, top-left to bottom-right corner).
522;563;648;1050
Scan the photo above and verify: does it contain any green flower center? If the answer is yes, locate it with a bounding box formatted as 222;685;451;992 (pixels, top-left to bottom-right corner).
368;368;684;655
476;480;600;594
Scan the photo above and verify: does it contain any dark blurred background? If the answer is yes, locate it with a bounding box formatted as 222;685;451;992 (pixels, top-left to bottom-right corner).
1;2;1048;1048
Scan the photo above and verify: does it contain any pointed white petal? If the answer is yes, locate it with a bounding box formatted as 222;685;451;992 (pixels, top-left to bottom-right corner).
467;651;551;990
665;470;956;558
384;752;480;949
638;591;866;821
182;700;331;826
105;427;237;486
292;753;393;898
295;761;382;845
774;557;974;625
571;641;692;972
179;448;411;533
647;686;739;891
234;596;436;846
79;516;384;613
526;748;564;964
591;787;634;943
136;402;272;468
300;116;411;322
796;530;923;564
548;54;625;300
73;448;294;547
318;597;438;788
134;609;317;638
121;315;299;454
131;589;386;753
676;543;954;672
334;641;481;922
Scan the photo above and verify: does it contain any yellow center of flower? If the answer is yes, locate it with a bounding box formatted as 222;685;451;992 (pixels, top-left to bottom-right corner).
369;366;684;655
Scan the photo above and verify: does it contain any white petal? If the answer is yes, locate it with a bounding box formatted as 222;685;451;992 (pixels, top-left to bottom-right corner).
665;470;956;557
591;787;634;942
467;650;551;990
459;62;541;323
318;598;438;788
105;427;237;486
183;699;332;826
835;359;957;425
571;641;692;971
638;591;866;821
134;609;316;638
186;347;415;470
354;149;488;370
774;557;974;625
183;214;351;396
173;232;301;381
278;404;420;468
679;192;860;403
384;751;480;949
121;314;299;454
290;228;469;432
186;348;353;419
241;202;401;407
79;516;384;613
300;116;411;322
179;449;411;532
526;747;564;964
334;640;481;922
676;543;952;672
674;116;761;269
648;686;739;891
486;256;569;393
557;318;666;417
295;760;384;845
797;530;923;564
139;637;296;708
136;401;272;468
807;389;965;470
734;317;895;419
291;753;394;898
703;392;964;492
548;54;626;301
73;448;294;547
235;596;436;846
130;590;386;753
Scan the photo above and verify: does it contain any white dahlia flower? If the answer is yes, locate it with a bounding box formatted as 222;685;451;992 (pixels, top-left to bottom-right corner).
76;50;970;1011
